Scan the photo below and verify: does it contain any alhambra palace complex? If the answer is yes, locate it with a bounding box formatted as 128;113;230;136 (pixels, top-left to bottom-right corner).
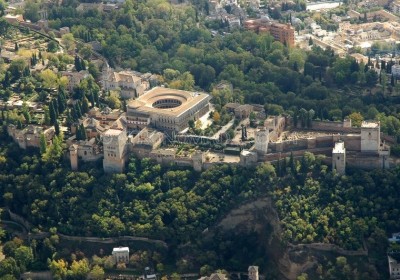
6;69;391;175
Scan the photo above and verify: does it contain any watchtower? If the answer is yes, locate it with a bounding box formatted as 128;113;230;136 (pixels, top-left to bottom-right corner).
255;128;269;155
332;141;346;175
69;144;78;171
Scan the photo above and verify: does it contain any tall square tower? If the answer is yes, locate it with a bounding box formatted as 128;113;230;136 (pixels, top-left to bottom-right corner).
103;129;128;173
332;141;346;175
361;121;380;153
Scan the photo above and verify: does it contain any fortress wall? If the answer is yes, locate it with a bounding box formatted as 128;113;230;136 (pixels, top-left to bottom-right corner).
312;120;345;128
269;139;309;153
175;159;193;167
315;135;334;148
262;148;332;162
341;135;361;151
346;155;385;170
131;146;152;158
296;120;361;133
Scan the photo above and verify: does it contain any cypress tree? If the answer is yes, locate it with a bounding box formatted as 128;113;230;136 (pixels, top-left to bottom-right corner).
80;58;86;70
55;119;60;135
381;60;386;70
76;102;82;118
300;155;308;174
23;110;31;124
71;107;78;122
276;158;281;177
82;97;89;114
66;109;73;128
57;93;65;113
79;123;87;140
293;61;298;72
49;102;56;125
3;71;10;87
23;66;30;77
281;157;287;174
289;152;296;174
75;124;81;140
94;91;100;107
52;99;59;119
44;106;51;126
90;91;95;108
39;133;47;154
74;56;81;71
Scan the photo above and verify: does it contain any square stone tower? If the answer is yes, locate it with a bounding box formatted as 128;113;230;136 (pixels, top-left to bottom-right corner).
248;266;259;280
103;129;128;173
255;128;269;155
69;144;78;171
332;141;346;175
361;121;380;153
